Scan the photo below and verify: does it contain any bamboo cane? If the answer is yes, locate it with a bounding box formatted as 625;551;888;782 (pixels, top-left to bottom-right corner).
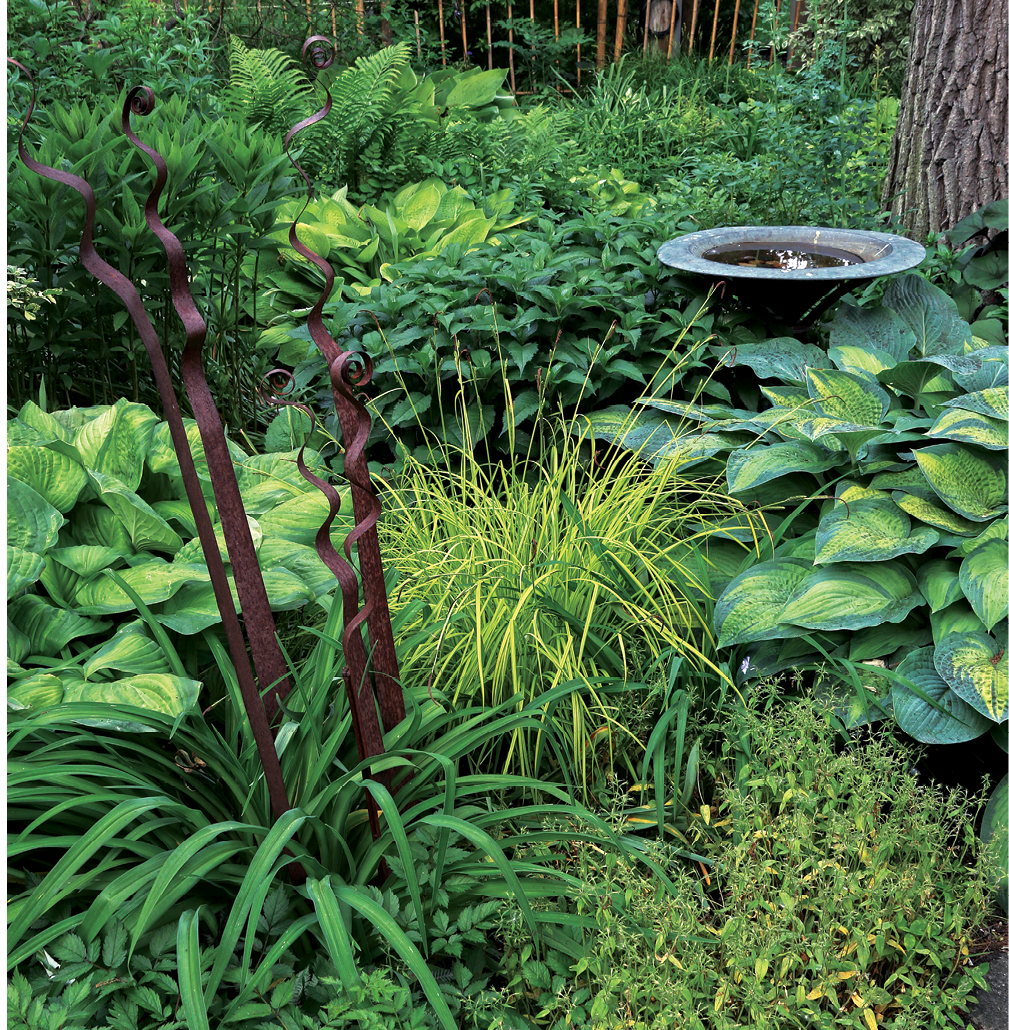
688;0;699;54
415;7;422;56
331;0;337;35
530;0;536;85
356;0;365;37
769;0;782;67
576;0;582;84
666;0;677;59
727;0;742;62
708;0;720;60
554;0;559;39
614;0;627;61
643;0;652;52
438;0;447;64
461;0;469;64
507;2;517;93
486;0;493;69
746;0;759;69
596;0;607;70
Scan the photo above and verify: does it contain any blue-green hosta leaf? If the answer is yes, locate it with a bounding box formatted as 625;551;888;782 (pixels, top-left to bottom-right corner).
779;563;924;632
87;471;183;554
891;647;994;744
8;673;64;710
959;538;1009;630
638;397;740;422
6;446;87;513
949;517;1007;557
8;476;64;555
725;441;843;495
890;490;981;535
73;560;211;614
710;338;826;382
713;559;813;648
930;348;1009;392
62;675;202;732
83;623;174;679
980;773;1008;913
944;386;1009;422
74;399;159;492
257;489;353;546
814;497;939;564
760;385;815;410
934;630;1008;723
914;443;1008;522
174;518;262;565
827;344;897;378
928;407;1008;451
575;406;678;455
651;431;753;470
807;367;889;425
47;546;124;578
7;547;46;599
932;601;985;642
848;622;932;662
156;568;314;635
883;274;972;356
828;301;915;361
8;595;110;657
877;359;945;400
916;559;966;612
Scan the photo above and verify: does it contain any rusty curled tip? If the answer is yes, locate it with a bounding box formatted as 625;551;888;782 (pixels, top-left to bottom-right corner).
302;34;337;71
258;368;300;408
128;85;156;117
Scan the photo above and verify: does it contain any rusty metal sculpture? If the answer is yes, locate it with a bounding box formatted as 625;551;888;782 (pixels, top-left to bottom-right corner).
10;39;407;857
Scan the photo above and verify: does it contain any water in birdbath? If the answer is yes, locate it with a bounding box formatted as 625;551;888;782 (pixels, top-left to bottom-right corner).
703;242;864;270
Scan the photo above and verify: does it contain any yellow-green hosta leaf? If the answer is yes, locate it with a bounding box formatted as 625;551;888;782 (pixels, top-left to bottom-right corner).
932;601;985;642
150;499;200;537
945;386;1009;421
836;483;889;503
916;559;965;612
929;406;1009;450
6;446;87;513
174;517;262;565
914;443;1008;522
70;503;136;554
890;491;980;536
8;673;64;710
62;674;202;732
892;646;994;744
8;617;30;664
779;562;924;632
282;221;331;261
8;594;110;657
814;497;939;564
713;559;813;648
48;546;124;578
74;399;159;492
807;367;889;426
257;538;336;597
725;441;843;495
826;344;897;377
7;547;45;599
257;489;353;546
8;476;64;556
429;215;494;255
959;538;1009;630
235;448;327;490
73;560;210;614
83;623;174;679
394;180;443;231
934;630;1008;723
870;465;937;500
86;471;183;554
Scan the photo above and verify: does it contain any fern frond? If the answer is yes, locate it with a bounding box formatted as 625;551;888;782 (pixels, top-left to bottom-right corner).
225;35;316;137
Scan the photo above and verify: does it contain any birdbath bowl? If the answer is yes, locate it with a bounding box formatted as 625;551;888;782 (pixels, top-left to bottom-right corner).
658;226;926;329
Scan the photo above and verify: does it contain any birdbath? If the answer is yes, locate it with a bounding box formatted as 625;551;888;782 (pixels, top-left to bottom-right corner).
658;226;926;331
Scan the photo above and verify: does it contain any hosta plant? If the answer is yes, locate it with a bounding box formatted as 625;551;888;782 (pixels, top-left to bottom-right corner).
7;397;347;721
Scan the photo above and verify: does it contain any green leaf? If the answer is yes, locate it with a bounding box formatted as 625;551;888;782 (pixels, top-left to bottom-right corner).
8;475;65;556
959;538;1009;630
74;560;211;614
934;630;1008;723
83;623;175;679
713;559;813;648
394;180;443;231
71;503;136;554
891;647;994;744
883;274;972;356
87;471;184;554
48;546;125;578
946;199;1008;247
944;387;1009;421
814;497;939;564
725;441;842;495
7;547;46;599
8;673;64;709
927;407;1008;451
827;301;915;361
931;601;985;642
74;399;159;492
779;563;924;632
915;559;965;612
807;367;889;426
914;443;1008;522
848;622;931;662
62;675;202;730
177;910;211;1030
710;338;826;382
265;407;313;453
444;67;508;108
9;594;110;656
827;344;897;378
257;489;353;546
877;360;945;400
890;491;982;536
7;446;87;513
980;773;1008;913
964;249;1009;290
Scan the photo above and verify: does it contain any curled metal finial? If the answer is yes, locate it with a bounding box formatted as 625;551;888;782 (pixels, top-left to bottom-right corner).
128;85;156;117
302;34;337;71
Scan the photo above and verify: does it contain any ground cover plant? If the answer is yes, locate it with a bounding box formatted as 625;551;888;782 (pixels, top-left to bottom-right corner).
8;2;1006;1027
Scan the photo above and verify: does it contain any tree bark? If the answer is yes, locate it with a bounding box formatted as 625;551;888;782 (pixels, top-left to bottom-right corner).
882;0;1007;242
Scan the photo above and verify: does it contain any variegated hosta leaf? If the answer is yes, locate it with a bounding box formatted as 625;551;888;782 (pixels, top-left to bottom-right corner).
916;559;966;613
62;674;202;732
814;497;939;564
927;407;1008;451
87;471;183;554
725;441;843;495
934;630;1008;723
959;538;1009;630
944;386;1009;422
8;673;65;710
836;483;889;503
8;594;110;657
83;623;174;679
807;367;889;426
73;560;211;614
891;646;994;744
980;773;1008;913
848;622;931;662
826;344;897;378
932;601;985;642
713;559;813;648
7;547;46;600
8;476;64;556
6;446;87;513
828;301;915;361
710;338;826;382
760;385;814;409
869;465;937;500
883;274;972;356
890;491;981;536
779;562;924;632
930;348;1009;393
914;443;1008;522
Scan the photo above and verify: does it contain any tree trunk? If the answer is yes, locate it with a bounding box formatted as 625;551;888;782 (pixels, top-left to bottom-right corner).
882;0;1007;242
